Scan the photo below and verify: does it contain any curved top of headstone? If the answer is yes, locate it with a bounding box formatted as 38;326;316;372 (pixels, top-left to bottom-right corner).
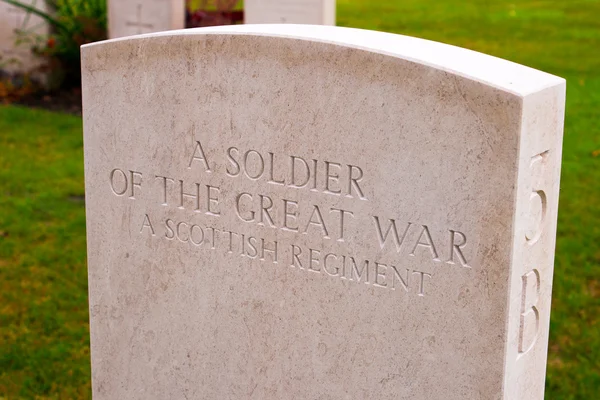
83;24;563;96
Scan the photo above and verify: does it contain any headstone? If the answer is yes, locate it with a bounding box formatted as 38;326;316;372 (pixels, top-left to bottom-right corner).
108;0;186;39
0;0;50;76
245;0;335;25
81;25;565;399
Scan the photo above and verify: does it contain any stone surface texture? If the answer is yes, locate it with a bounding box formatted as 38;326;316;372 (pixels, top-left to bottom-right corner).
245;0;335;25
82;25;565;400
0;0;49;75
108;0;185;39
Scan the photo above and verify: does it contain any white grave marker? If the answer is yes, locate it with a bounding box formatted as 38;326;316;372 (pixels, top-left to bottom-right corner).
245;0;335;25
82;25;565;399
0;0;50;75
108;0;186;39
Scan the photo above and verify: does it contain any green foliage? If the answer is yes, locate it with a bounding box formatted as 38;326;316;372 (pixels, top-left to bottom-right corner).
2;0;107;88
0;1;599;399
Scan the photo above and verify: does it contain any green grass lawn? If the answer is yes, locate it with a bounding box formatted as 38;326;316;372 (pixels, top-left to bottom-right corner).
1;0;599;398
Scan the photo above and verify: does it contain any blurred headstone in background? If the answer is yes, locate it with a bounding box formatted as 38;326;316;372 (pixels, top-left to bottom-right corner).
0;0;50;78
244;0;335;25
108;0;186;39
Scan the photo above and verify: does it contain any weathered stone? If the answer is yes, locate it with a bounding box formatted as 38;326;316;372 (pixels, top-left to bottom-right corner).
82;25;565;399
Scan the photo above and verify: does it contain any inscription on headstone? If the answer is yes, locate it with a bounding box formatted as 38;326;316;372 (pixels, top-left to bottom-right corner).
82;25;565;399
108;0;185;39
245;0;335;25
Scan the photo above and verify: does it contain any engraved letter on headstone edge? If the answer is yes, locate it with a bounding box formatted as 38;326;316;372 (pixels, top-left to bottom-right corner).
502;76;565;400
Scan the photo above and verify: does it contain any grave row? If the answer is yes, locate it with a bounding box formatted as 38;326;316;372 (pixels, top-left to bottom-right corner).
109;0;335;37
1;0;335;76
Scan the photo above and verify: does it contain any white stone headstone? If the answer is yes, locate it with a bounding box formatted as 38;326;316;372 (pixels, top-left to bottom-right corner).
0;0;50;76
82;25;565;399
108;0;186;39
245;0;335;25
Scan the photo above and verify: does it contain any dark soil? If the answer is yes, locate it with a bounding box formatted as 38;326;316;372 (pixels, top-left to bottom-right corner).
16;87;82;116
